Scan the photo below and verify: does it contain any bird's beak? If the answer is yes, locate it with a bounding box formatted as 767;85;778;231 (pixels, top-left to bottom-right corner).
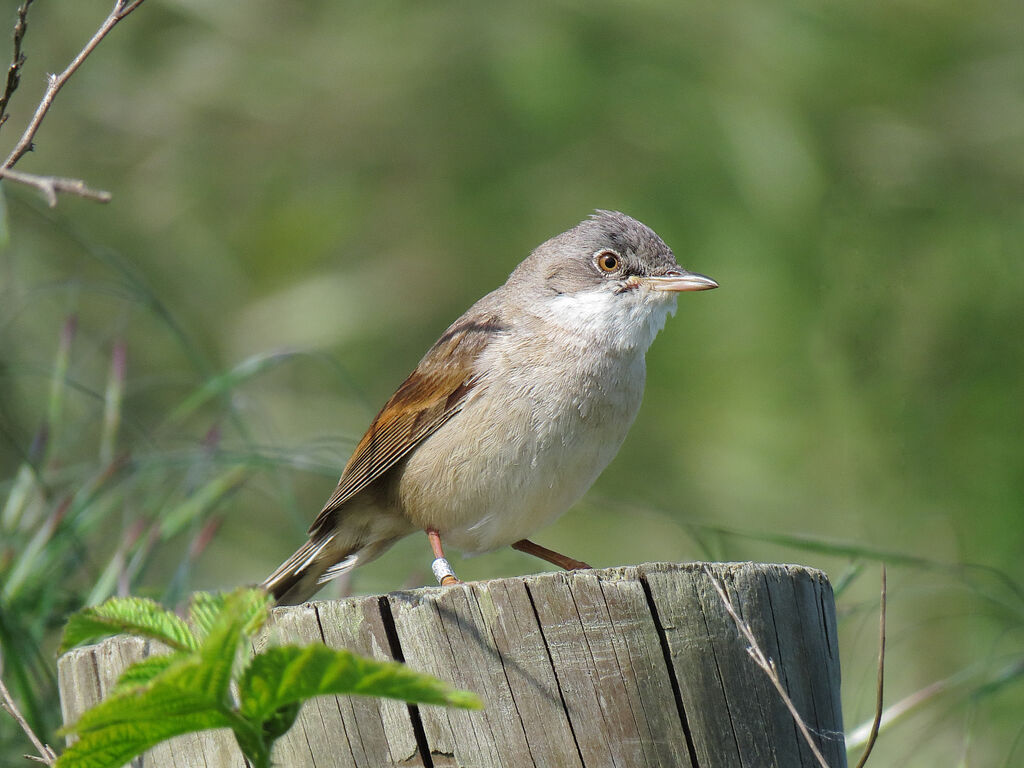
641;270;718;292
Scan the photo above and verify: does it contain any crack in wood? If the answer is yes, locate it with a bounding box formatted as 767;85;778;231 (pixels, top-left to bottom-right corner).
760;570;802;764
789;577;826;763
593;576;651;764
465;586;539;768
378;596;434;768
431;594;489;763
698;574;746;765
309;603;359;767
561;576;621;763
639;571;701;768
522;580;587;768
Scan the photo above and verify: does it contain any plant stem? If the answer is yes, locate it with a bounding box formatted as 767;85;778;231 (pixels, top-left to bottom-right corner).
226;711;270;768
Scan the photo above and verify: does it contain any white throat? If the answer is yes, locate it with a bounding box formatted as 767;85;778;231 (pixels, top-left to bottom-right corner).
539;286;678;354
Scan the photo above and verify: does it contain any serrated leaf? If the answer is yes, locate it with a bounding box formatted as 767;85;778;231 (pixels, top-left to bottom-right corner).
187;587;269;704
60;649;268;768
111;654;181;696
66;658;219;736
238;588;272;637
57;692;230;768
187;590;226;642
189;588;270;644
60;597;197;654
238;644;482;724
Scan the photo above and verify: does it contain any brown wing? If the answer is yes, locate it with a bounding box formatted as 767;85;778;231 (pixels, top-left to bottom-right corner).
309;315;505;536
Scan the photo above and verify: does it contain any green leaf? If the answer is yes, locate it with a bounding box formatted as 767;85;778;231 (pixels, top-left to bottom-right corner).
63;656;223;731
60;597;197;654
197;633;238;698
57;711;233;768
188;590;227;643
182;587;270;705
111;654;181;695
260;700;302;742
58;589;477;768
189;587;271;644
57;659;234;768
238;644;482;725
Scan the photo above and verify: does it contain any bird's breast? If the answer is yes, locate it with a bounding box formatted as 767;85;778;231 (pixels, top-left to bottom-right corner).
396;326;647;552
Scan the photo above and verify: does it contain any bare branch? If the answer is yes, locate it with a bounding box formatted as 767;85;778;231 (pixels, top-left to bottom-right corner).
3;0;149;169
0;0;34;127
853;564;886;768
116;0;149;19
704;566;833;768
0;665;58;766
0;166;111;206
0;0;148;205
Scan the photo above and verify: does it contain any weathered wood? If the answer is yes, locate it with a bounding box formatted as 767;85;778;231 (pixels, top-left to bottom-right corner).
58;562;846;767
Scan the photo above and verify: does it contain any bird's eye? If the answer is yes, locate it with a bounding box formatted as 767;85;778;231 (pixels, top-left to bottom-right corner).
595;251;620;273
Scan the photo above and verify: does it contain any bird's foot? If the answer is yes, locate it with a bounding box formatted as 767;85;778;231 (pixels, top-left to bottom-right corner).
431;556;461;586
426;529;461;585
512;539;592;571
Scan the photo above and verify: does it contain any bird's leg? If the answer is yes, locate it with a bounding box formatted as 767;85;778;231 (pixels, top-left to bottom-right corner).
512;539;592;571
426;529;460;586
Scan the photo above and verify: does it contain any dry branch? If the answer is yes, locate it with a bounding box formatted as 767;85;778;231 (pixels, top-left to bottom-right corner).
0;662;57;766
0;0;148;206
0;0;34;127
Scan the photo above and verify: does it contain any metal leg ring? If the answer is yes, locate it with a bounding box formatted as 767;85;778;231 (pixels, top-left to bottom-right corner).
431;557;457;585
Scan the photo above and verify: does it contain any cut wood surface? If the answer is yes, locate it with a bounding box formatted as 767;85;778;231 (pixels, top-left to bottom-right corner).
58;562;846;767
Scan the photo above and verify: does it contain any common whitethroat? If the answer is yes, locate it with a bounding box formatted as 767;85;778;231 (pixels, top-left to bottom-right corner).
263;211;717;604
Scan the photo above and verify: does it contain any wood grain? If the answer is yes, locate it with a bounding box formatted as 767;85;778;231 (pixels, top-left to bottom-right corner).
58;562;846;767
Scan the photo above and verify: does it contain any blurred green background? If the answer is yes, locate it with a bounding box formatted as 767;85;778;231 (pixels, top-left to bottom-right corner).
2;0;1022;765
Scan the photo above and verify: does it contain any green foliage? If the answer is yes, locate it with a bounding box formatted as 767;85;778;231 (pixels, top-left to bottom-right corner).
238;644;482;723
188;584;270;643
0;315;310;759
57;588;481;768
61;666;234;768
108;656;178;696
60;597;197;654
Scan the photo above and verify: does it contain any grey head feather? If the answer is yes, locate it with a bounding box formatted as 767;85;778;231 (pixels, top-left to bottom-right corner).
507;210;680;297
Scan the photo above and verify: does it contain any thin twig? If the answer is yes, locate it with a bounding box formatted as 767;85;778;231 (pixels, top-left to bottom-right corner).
0;665;58;766
0;0;148;205
847;675;956;747
0;0;34;127
704;566;833;768
0;166;111;206
854;564;886;768
3;0;148;169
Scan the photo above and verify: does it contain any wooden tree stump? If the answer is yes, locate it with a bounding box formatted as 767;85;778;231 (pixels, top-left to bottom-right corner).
58;562;846;767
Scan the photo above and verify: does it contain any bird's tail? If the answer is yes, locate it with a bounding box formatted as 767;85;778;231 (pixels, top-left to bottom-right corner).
261;508;412;605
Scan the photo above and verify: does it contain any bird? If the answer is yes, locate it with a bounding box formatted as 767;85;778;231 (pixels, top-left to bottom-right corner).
262;211;717;604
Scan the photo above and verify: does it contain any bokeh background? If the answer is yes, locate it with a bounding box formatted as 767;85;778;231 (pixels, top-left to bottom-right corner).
2;0;1022;764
